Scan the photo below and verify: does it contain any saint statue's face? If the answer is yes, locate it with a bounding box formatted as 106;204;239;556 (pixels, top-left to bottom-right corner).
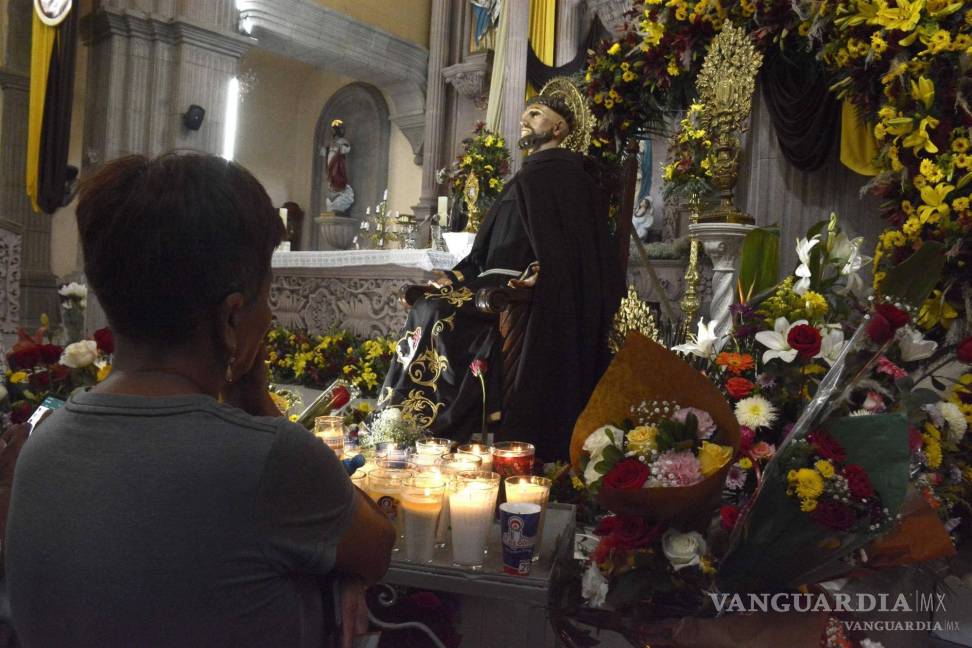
517;104;568;152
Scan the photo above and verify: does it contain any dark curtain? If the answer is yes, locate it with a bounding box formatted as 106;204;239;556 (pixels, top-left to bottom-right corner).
526;16;603;89
37;9;78;214
759;48;838;172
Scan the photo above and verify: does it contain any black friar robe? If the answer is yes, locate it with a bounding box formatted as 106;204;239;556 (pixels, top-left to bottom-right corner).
378;147;623;460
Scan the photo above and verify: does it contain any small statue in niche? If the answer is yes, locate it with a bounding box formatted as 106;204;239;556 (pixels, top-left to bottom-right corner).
320;118;355;214
633;195;654;241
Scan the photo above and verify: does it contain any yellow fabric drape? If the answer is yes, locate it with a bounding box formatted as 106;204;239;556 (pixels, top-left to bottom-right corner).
485;2;510;132
840;100;879;177
526;0;556;98
26;13;58;213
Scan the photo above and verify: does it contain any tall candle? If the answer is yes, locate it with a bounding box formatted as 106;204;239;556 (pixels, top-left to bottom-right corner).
449;471;500;569
367;467;414;551
458;443;493;472
278;207;288;228
504;476;551;561
435;453;484;546
383;189;388;201
401;476;445;563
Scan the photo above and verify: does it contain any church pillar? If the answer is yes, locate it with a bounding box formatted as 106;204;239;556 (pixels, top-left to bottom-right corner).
498;0;530;174
79;1;247;170
414;0;451;221
0;0;55;333
555;0;585;66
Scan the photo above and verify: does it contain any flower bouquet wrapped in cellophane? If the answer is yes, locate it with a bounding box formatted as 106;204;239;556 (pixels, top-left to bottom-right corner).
570;331;741;525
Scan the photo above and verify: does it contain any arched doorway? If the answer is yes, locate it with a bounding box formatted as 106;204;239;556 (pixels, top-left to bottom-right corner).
310;83;390;249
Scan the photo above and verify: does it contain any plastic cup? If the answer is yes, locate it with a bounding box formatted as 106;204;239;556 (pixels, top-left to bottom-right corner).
504;476;551;561
499;502;541;575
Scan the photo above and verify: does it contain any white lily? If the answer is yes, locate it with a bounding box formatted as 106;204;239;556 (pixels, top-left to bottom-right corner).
671;318;721;359
896;325;937;362
829;231;871;295
816;327;845;366
754;317;809;364
793;235;820;295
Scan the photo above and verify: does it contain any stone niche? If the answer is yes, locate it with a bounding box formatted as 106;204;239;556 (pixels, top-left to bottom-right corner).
310;82;390;249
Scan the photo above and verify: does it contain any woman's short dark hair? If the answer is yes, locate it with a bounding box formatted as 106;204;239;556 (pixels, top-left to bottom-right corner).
76;153;284;343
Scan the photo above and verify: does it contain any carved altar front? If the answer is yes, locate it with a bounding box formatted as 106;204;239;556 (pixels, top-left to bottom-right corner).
270;250;457;337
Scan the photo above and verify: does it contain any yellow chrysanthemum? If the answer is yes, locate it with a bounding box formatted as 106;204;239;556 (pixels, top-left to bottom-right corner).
953;137;970;153
913;174;928;189
739;457;753;470
924;435;943;469
801;498;818;512
803;291;829;319
919;158;943;182
871;33;888;53
902;217;921;235
790;468;825;500
952;197;970;211
607;42;621;56
9;371;27;384
814;459;835;479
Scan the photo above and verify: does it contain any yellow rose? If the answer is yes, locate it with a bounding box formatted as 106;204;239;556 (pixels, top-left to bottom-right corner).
626;425;658;454
791;468;825;500
699;442;733;477
9;371;28;384
814;459;835;478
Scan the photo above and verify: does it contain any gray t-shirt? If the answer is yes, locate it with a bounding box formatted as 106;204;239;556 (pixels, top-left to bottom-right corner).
4;391;355;647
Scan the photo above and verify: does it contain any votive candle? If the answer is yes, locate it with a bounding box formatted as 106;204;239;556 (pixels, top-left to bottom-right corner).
449;471;500;569
435;453;484;546
401;475;446;563
367;467;414;551
314;415;345;456
416;437;454;455
505;476;551;561
491;442;534;478
458;443;493;472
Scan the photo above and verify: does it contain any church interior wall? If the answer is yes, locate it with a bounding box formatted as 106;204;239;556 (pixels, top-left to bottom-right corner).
313;0;432;49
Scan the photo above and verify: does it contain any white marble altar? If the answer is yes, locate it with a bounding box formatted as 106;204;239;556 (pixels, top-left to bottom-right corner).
270;250;457;337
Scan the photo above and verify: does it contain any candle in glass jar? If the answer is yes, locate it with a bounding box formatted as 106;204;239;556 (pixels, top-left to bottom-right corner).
367;467;413;551
491;442;534;478
434;453;483;547
449;471;500;569
505;476;551;560
401;475;445;563
314;415;345;456
415;437;454;455
457;443;493;472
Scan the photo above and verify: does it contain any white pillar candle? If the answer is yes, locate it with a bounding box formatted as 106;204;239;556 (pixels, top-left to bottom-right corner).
278;207;288;228
401;476;445;564
449;472;499;569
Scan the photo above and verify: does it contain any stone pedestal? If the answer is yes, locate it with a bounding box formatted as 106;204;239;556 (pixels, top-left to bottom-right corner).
690;221;755;337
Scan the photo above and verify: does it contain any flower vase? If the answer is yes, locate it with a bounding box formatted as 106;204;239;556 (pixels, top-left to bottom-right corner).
60;303;85;345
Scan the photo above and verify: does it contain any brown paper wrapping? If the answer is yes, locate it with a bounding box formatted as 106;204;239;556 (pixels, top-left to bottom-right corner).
570;332;740;522
672;612;830;648
865;495;956;567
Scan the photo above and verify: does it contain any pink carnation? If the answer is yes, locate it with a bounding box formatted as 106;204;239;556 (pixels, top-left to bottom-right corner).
876;356;907;380
650;451;703;487
672;407;717;440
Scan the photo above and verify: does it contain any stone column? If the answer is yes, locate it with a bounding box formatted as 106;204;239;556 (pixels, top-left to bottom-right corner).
690;221;755;338
80;2;248;169
1;0;57;331
414;0;451;222
555;0;585;66
498;0;530;174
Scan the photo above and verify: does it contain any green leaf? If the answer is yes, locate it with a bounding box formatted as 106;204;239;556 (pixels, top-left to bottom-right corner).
880;241;946;309
602;444;624;463
593;460;614;474
739;228;780;298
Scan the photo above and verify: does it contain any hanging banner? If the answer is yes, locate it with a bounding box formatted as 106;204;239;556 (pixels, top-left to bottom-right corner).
34;0;72;26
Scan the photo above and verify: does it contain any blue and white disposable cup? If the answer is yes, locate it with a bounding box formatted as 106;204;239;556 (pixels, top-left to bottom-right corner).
499;502;542;575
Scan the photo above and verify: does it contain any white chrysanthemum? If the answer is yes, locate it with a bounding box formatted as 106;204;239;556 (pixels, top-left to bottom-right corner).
938;402;967;443
581;562;609;608
734;396;777;429
60;340;98;368
58;282;87;299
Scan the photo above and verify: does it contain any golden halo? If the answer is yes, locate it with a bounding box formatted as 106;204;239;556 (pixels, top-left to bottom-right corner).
538;77;593;155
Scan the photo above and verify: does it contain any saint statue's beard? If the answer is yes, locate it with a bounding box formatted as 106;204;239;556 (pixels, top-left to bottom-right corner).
518;129;555;152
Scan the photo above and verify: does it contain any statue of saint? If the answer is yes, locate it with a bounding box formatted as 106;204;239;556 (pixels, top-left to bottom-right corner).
320;119;355;214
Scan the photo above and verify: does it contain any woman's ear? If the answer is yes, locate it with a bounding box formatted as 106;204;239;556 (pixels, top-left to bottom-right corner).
217;292;246;359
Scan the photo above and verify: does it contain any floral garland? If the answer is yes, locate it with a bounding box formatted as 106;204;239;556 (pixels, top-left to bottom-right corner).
662;101;716;199
584;1;971;340
265;326;395;397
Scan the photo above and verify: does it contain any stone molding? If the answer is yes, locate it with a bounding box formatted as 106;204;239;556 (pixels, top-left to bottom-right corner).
0;228;22;337
83;9;250;58
236;0;429;160
442;53;491;109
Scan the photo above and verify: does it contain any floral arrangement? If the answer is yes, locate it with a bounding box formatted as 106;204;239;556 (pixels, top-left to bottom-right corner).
436;122;511;229
57;282;88;344
581;402;733;492
662;101;715;199
1;323;113;428
265;326;395;397
356;406;423;449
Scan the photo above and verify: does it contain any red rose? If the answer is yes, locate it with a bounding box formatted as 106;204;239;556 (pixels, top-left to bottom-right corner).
810;500;857;531
469;358;487;377
603;457;650;490
39;344;63;364
10;401;35;424
29;370;50;391
94;327;114;354
612;515;663;550
843;464;875;499
327;385;351;411
908;426;923;453
958;336;972;363
808;429;847;463
874;304;910;329
594;515;619;537
7;346;41;370
725;377;754;399
787;324;822;359
592;534;620;563
720;504;740;531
